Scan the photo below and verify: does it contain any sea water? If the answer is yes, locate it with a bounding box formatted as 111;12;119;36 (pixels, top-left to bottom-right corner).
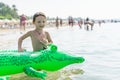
0;23;120;80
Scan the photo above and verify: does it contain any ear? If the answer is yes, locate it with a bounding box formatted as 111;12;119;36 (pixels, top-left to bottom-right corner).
49;44;58;52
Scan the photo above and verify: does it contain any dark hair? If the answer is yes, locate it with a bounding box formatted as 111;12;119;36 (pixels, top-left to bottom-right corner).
33;12;46;23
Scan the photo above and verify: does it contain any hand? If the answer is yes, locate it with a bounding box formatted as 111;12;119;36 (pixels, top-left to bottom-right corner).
39;34;48;44
41;38;48;44
18;48;26;52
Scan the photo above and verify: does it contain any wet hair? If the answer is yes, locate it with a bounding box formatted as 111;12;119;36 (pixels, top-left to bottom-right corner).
33;12;46;23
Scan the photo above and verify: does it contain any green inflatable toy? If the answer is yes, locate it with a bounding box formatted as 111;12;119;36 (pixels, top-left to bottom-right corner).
0;44;85;80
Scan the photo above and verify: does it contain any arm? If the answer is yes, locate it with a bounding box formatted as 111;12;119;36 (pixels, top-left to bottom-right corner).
37;31;53;47
18;31;31;52
46;32;53;45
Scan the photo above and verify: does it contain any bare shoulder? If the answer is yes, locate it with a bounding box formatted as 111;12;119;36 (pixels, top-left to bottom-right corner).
26;30;34;34
44;31;50;36
44;31;49;34
21;30;34;38
23;31;32;36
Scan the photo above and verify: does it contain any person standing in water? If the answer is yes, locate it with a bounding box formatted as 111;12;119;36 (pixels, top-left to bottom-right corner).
20;14;27;33
55;16;59;29
18;12;53;52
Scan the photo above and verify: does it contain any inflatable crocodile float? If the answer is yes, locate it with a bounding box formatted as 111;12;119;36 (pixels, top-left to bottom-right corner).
0;44;85;80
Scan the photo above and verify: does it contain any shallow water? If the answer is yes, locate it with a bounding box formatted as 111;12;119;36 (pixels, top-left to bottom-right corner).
0;23;120;80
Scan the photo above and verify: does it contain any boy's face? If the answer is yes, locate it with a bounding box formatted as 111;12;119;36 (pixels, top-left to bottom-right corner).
34;16;46;29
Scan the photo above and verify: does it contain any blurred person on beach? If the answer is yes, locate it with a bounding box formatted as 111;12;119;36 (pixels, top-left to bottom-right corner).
84;17;94;30
55;16;59;29
20;14;27;33
68;17;74;27
60;18;63;26
84;17;89;30
18;12;53;52
78;20;83;29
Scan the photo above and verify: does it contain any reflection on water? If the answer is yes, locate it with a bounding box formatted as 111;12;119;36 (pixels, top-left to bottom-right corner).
1;23;120;80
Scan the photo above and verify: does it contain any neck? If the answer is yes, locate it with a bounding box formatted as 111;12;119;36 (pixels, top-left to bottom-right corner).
35;29;43;35
35;28;43;31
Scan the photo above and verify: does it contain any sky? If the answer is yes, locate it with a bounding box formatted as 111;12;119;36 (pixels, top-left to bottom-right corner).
1;0;120;19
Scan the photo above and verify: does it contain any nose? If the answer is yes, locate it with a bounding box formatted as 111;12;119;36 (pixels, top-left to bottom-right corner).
40;22;44;26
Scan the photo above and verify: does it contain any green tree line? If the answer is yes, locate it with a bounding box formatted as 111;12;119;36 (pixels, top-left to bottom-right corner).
0;2;19;19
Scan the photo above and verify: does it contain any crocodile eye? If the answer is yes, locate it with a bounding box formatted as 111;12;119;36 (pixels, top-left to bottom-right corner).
50;44;57;52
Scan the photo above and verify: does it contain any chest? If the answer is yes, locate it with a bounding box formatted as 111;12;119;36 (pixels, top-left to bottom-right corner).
31;32;47;42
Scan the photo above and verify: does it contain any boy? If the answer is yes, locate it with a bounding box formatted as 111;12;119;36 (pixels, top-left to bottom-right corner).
18;12;53;52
